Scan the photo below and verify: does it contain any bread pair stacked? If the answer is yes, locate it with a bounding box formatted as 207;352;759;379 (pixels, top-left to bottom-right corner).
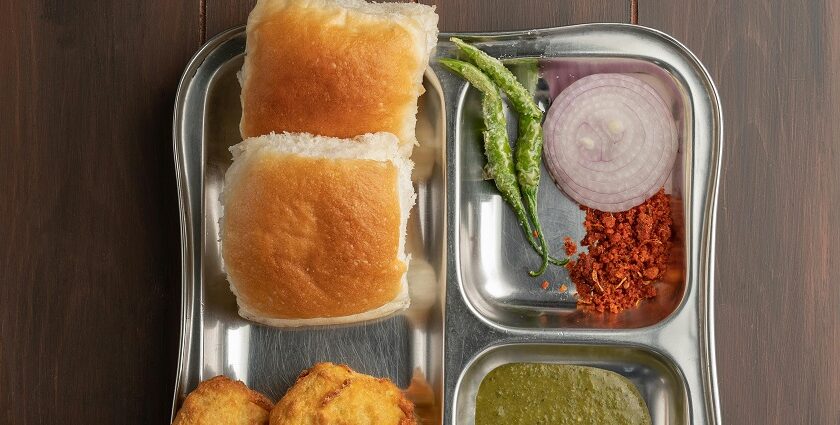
221;0;438;327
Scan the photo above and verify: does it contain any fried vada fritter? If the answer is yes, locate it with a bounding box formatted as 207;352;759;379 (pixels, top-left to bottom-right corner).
270;362;416;425
173;376;273;425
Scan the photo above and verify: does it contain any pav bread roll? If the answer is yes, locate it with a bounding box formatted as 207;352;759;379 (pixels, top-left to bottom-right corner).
220;132;415;327
240;0;438;155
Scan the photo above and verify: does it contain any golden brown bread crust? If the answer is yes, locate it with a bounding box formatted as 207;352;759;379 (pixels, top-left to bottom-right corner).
173;376;273;425
240;0;429;151
221;152;405;319
270;363;416;425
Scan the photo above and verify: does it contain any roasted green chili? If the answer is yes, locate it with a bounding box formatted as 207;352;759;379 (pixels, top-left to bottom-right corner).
439;59;544;275
450;37;542;119
451;38;569;272
516;118;551;274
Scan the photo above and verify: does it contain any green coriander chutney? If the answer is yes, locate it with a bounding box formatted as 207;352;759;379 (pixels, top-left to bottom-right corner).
475;363;652;425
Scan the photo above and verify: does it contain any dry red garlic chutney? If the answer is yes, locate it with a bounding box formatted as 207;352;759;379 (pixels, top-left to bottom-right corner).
567;189;673;313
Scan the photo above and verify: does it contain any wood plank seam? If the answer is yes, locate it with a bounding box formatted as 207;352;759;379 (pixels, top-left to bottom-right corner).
201;0;207;43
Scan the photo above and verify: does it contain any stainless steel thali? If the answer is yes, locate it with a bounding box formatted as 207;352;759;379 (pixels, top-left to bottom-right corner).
173;24;722;425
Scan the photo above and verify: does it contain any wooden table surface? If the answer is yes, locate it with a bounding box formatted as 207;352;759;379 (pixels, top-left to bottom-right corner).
1;1;838;423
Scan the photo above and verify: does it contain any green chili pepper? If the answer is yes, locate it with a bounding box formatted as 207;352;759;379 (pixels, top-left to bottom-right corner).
450;37;542;118
451;38;570;273
440;59;560;276
516;118;549;274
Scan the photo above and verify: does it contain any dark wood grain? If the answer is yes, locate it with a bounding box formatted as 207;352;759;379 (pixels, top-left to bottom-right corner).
205;0;629;40
0;1;200;424
642;1;840;424
416;0;630;32
2;0;838;424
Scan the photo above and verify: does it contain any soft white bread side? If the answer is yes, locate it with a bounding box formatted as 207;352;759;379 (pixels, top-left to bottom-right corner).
239;0;438;156
220;132;415;327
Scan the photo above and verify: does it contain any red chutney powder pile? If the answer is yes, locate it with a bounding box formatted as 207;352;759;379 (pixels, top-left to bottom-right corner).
566;189;673;313
563;236;577;256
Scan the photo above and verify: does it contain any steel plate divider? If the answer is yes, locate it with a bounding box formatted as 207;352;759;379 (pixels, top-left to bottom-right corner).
171;23;722;425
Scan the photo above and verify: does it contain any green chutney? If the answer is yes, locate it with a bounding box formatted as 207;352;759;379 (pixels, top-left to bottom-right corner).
475;363;652;425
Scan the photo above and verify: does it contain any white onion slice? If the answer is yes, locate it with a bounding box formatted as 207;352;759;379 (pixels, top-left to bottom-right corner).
543;73;677;212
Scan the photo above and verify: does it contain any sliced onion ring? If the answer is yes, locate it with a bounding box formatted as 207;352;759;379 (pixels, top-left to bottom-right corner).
543;73;677;212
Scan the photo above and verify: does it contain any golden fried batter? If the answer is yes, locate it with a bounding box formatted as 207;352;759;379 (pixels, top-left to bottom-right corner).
271;363;415;425
173;376;273;425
